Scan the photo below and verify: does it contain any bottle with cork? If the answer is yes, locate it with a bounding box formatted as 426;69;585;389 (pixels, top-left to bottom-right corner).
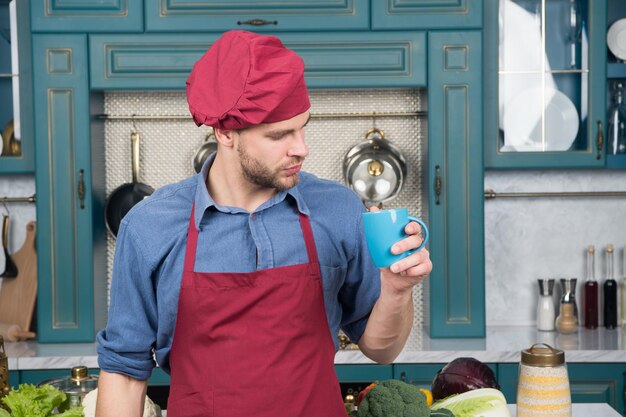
603;244;618;329
583;245;598;329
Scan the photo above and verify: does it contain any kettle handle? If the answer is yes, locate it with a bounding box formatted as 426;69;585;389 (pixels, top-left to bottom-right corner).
364;128;385;141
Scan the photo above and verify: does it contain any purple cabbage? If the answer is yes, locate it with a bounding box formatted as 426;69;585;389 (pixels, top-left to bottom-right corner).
431;357;500;401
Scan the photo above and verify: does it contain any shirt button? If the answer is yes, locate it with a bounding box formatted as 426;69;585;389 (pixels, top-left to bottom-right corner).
251;214;256;220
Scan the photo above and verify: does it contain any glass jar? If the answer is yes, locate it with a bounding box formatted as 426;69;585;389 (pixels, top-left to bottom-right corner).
517;344;571;417
39;366;98;408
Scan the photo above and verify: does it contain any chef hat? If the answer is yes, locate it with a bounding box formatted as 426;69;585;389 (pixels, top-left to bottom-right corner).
186;30;310;130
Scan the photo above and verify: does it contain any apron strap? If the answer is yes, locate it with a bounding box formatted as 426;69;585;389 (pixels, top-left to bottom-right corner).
298;212;319;266
183;204;199;272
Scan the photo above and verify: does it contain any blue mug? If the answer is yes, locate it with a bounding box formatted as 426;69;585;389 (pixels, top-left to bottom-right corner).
362;208;429;268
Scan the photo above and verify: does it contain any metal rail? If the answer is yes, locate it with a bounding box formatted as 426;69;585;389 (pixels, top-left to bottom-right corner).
98;110;427;121
484;189;626;199
0;195;36;204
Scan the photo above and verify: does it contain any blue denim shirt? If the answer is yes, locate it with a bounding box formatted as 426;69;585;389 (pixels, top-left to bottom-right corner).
96;155;381;381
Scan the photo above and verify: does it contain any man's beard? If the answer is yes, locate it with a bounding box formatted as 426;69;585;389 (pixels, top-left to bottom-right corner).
237;142;302;192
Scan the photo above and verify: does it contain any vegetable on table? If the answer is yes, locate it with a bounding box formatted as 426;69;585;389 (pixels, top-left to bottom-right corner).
430;387;511;417
431;357;500;401
0;383;84;417
357;379;430;417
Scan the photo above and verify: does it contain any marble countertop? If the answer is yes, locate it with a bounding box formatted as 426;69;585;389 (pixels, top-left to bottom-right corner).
506;404;621;417
4;325;626;371
159;404;620;417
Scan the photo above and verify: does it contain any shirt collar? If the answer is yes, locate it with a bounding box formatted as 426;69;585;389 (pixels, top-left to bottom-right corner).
193;153;310;229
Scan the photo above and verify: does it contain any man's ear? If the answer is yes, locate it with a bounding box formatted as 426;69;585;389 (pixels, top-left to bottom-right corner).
214;128;237;148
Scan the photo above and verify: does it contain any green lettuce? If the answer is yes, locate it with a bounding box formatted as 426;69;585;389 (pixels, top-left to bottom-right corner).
0;384;83;417
430;388;510;417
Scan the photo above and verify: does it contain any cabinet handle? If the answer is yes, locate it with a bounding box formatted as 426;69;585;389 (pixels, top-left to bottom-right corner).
237;19;278;26
435;165;442;206
77;169;85;209
596;120;604;160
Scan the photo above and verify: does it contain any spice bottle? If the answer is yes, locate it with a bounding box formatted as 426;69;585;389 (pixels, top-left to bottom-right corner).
556;302;578;334
517;344;571;417
603;244;618;329
583;245;599;328
536;279;555;331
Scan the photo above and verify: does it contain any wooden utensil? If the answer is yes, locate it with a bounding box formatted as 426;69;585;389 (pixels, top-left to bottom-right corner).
0;222;37;333
0;323;35;342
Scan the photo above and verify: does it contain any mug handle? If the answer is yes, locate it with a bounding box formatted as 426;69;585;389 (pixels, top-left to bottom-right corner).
407;216;429;252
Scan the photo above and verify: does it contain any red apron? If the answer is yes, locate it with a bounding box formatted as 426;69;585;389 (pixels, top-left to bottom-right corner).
166;205;347;417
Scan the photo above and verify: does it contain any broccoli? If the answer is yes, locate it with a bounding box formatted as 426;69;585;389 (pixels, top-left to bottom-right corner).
358;379;430;417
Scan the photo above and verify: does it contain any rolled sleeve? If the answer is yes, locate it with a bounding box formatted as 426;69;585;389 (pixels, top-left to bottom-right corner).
339;207;380;344
96;220;158;381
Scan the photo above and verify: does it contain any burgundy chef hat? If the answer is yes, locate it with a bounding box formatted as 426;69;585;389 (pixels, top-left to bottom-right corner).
186;30;310;130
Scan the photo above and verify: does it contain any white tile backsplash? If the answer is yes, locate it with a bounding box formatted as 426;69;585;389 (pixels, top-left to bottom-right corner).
484;169;626;326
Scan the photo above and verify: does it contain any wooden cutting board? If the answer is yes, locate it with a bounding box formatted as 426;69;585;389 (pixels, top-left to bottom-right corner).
0;221;37;332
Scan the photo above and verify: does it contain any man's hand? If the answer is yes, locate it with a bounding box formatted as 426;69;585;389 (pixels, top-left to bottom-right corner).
368;206;432;294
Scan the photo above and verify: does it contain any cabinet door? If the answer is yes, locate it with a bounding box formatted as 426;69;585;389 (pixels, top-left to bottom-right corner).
32;35;101;342
145;0;369;32
484;0;607;168
428;31;485;338
372;0;482;30
606;0;626;168
30;0;143;32
393;364;445;390
89;32;426;90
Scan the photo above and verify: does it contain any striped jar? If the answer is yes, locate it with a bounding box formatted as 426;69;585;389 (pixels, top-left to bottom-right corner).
516;344;571;417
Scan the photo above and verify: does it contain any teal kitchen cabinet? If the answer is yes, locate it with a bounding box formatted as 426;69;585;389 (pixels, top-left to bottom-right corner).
428;31;485;338
498;363;626;415
605;0;626;169
335;364;393;383
394;363;498;390
144;0;369;32
8;371;19;388
32;34;107;342
484;0;608;169
30;0;143;33
372;0;482;30
394;364;444;390
0;0;34;173
89;31;426;90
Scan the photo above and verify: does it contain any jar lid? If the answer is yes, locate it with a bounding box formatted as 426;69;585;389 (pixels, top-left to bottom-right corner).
521;343;565;366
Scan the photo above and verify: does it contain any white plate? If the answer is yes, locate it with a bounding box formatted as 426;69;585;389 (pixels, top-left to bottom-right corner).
503;87;579;151
608;18;626;60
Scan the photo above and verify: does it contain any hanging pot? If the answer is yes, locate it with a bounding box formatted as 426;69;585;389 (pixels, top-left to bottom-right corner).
343;128;407;205
192;132;218;173
1;215;17;278
104;129;154;237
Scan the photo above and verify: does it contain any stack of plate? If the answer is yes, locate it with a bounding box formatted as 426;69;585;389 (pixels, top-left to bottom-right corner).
608;18;626;61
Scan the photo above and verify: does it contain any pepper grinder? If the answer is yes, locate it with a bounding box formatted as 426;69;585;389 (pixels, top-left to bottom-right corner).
537;279;556;331
560;278;578;318
556;278;578;334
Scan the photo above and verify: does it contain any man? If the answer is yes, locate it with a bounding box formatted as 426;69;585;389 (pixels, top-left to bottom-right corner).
95;30;432;417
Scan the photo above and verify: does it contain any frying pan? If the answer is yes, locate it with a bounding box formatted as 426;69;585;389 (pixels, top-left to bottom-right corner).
104;129;154;237
192;132;218;173
1;215;18;278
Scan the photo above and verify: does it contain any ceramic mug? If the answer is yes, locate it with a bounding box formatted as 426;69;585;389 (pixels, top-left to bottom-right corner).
362;208;429;268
